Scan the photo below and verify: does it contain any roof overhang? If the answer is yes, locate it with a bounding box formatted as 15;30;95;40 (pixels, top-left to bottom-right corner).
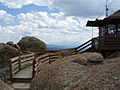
86;20;106;27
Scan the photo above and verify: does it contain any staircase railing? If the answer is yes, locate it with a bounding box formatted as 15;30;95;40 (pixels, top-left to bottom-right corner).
76;37;99;53
76;39;92;53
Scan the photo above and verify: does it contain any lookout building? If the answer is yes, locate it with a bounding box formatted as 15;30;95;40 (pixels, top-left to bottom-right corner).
86;10;120;55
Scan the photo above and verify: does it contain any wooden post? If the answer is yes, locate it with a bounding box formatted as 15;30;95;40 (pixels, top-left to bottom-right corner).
9;60;13;82
74;48;77;54
48;53;50;64
18;53;21;71
32;54;36;78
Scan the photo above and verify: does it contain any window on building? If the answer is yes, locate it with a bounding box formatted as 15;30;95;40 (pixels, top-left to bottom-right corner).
108;24;116;35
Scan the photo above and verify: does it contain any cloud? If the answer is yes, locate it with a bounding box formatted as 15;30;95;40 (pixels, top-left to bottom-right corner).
0;11;98;45
17;11;82;33
1;0;119;18
52;0;120;18
0;10;14;22
0;0;53;8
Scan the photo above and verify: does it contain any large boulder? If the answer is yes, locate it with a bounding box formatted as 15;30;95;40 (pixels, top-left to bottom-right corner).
6;42;21;51
0;79;14;90
63;52;103;66
63;54;88;66
17;36;47;52
0;45;19;68
6;41;14;47
30;60;86;90
82;52;103;62
0;43;5;50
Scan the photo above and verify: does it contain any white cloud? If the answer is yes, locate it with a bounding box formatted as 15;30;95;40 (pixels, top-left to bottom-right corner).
0;11;98;45
0;0;53;8
18;11;82;32
0;10;14;22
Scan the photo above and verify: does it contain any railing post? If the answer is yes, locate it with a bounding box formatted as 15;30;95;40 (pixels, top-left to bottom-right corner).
9;60;13;82
32;54;36;78
48;53;50;64
91;38;94;52
18;53;21;71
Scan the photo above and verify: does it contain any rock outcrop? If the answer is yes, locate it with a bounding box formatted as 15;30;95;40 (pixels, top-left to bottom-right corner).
63;54;88;66
6;42;21;51
82;52;103;62
30;60;86;90
63;52;103;66
6;41;14;47
0;44;19;68
17;36;47;52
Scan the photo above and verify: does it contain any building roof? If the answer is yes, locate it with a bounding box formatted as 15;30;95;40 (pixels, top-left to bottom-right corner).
108;9;120;18
86;19;106;27
86;9;120;27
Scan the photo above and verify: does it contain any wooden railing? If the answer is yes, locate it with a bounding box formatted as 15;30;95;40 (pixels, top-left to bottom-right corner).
75;38;99;53
9;42;95;81
60;48;77;56
9;47;77;81
33;51;63;75
9;52;35;79
35;48;77;57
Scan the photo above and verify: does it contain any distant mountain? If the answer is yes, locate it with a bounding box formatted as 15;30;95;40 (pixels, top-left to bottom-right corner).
47;43;80;50
47;44;67;50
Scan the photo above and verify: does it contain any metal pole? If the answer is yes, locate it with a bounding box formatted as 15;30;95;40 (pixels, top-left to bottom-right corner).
92;27;93;38
106;0;109;17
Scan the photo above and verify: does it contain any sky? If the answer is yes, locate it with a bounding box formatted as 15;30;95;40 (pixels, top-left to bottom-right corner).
0;0;120;47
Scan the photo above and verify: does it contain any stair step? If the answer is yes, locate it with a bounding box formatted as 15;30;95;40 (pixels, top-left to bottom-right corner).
12;83;30;90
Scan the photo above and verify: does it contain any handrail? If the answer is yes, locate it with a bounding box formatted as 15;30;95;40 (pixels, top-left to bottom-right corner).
76;39;92;50
77;42;92;52
75;37;99;53
60;48;77;56
75;39;92;53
